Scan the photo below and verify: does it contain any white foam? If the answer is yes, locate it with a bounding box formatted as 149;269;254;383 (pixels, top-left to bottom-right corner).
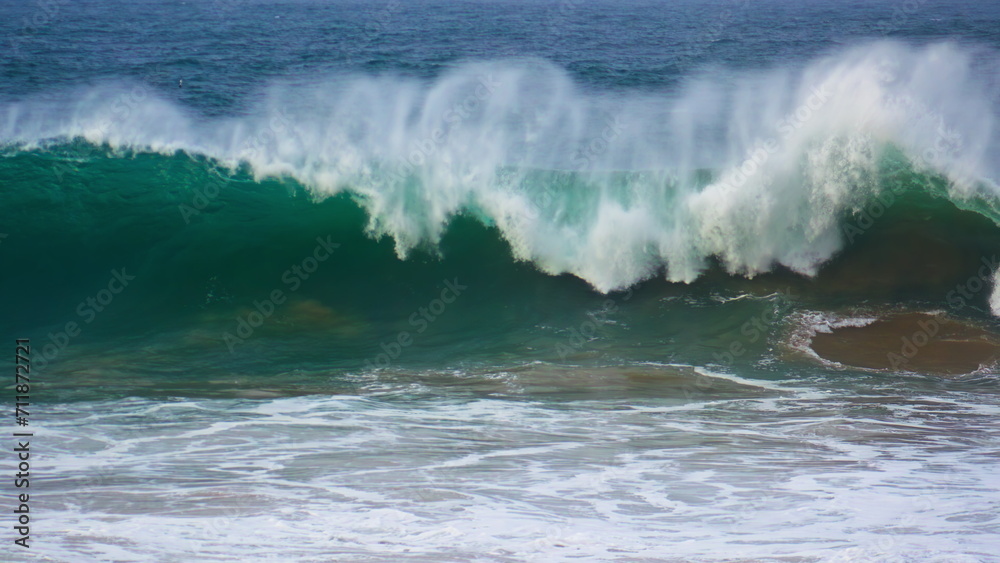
990;267;1000;316
30;387;1000;562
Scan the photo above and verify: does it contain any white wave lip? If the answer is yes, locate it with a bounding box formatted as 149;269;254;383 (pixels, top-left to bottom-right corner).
2;41;998;292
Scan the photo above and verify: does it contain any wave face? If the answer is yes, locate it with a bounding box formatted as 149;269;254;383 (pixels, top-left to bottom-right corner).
7;42;1000;291
3;42;1000;329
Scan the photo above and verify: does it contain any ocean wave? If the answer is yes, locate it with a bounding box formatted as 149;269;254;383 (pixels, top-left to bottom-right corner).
2;41;999;297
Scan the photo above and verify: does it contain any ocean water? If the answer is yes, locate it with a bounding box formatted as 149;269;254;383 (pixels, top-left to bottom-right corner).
3;0;1000;561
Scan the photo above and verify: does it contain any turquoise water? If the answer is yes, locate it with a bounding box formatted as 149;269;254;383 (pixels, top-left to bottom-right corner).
3;0;1000;560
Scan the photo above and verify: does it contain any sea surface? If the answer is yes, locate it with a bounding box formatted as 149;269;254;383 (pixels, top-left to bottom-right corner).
2;0;1000;561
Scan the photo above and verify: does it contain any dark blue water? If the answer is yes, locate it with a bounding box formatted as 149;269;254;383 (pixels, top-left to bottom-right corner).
5;0;1000;110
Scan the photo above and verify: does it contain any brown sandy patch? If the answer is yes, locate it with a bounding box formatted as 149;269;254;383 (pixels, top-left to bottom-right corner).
810;312;1000;375
187;298;367;343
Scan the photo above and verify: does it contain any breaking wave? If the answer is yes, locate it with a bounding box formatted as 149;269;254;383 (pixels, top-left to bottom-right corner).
2;40;999;303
